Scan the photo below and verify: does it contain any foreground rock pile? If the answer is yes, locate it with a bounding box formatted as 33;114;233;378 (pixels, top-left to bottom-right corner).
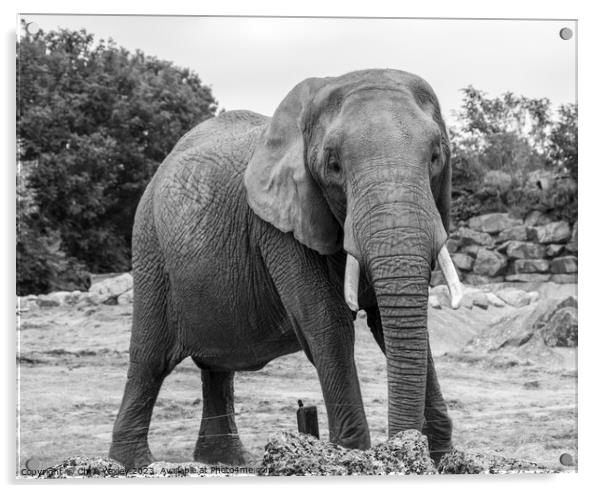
25;431;554;478
431;211;577;286
259;430;552;475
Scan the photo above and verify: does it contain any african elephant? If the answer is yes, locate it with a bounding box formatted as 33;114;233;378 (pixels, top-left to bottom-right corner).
109;69;463;469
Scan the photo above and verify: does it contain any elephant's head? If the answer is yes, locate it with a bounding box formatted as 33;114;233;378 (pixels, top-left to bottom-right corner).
244;69;462;437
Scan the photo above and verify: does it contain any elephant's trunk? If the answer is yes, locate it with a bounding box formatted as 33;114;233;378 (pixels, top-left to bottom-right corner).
344;180;461;436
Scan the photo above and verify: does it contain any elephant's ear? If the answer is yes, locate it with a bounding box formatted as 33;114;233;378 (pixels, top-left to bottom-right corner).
244;78;342;255
434;142;452;235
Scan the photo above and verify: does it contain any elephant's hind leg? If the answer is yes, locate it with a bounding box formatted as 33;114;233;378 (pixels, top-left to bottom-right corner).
110;216;183;468
192;364;249;465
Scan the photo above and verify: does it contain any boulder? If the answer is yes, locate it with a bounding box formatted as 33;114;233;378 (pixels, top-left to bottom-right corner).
541;306;578;347
510;259;549;274
117;289;134;305
473;249;507;276
88;273;134;304
17;295;39;312
550;274;578;284
430;285;451;307
446;238;460;254
468;213;522;234
565;223;578;253
545;244;564;257
463;245;482;257
471;292;490;310
452;227;494;248
36;294;61;308
527;291;541;304
497;226;528;243
550;256;578;274
506;241;545;259
430;270;445;287
261;430;436;475
505;274;551;283
464;273;504;285
428;295;442;309
534;221;571;244
452;253;474;271
524;210;553;228
496;288;531;307
486;292;506;307
482;170;513;192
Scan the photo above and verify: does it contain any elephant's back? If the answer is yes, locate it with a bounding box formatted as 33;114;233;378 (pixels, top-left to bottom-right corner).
169;110;269;162
150;109;268;265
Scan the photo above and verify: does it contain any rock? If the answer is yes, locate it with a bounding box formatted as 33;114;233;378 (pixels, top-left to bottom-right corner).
451;253;474;271
550;274;578;284
17;295;39;312
429;270;445;287
510;259;549;274
534;221;571;244
463;245;482;257
471;292;490;310
497;225;528;243
524;210;553;228
496;288;531;307
452;227;494;248
545;244;564;257
557;295;578;309
526;169;556;191
88;273;134;304
486;292;506;307
565;223;578;253
482;170;512;192
36;294;61;308
472;249;507;276
506;241;545;259
468;213;522;234
430;285;451;307
260;430;436;475
527;291;540;304
446;238;460;253
464;274;504;285
439;450;548;474
540;306;578;347
428;295;442;309
550;256;578;274
499;331;534;348
505;274;551;283
117;289;134;305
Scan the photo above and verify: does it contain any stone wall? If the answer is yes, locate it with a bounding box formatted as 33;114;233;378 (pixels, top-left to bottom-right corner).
432;210;578;286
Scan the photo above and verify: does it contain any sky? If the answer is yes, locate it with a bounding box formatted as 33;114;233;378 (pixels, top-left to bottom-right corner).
20;15;576;124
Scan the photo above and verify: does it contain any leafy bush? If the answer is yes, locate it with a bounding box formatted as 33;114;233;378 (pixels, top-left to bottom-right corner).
17;24;218;293
449;87;577;225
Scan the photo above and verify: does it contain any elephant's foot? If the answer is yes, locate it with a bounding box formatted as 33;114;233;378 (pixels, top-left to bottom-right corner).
109;440;156;470
193;435;250;465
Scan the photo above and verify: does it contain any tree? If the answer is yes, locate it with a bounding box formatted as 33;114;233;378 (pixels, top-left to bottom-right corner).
448;87;577;224
17;24;218;292
548;104;578;180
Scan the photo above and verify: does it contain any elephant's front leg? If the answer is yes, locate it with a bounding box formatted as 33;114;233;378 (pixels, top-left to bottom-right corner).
262;240;370;450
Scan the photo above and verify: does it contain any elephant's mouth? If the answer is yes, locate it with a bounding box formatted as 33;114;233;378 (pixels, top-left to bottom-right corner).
343;243;463;312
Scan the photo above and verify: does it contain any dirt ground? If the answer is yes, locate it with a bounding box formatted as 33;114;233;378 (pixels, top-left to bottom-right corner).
16;283;577;473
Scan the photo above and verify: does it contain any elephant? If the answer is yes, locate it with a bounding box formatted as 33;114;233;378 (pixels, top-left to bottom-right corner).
109;68;463;469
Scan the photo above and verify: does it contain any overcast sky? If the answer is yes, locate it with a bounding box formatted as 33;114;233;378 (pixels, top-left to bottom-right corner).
21;15;576;124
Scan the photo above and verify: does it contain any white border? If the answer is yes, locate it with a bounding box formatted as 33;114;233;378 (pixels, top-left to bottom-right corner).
4;1;600;492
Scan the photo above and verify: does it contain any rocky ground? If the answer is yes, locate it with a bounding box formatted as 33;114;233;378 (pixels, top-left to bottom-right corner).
17;277;577;478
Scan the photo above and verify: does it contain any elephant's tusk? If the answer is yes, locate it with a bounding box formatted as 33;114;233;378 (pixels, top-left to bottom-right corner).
437;244;463;309
344;254;360;312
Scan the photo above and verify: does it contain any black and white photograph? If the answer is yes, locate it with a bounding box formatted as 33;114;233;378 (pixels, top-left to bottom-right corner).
14;6;583;481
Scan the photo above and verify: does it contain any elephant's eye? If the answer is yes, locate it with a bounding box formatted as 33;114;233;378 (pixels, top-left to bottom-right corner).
431;148;440;164
327;153;341;173
430;148;442;175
